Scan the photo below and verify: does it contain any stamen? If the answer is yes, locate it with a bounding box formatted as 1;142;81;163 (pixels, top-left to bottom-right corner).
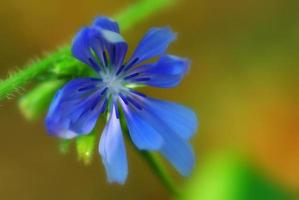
90;47;105;68
129;89;147;98
133;77;151;82
119;93;129;104
87;77;103;83
77;110;86;121
126;96;142;110
116;64;125;75
100;98;108;113
124;73;140;80
114;102;120;119
100;87;108;95
111;45;116;65
102;51;108;66
78;85;96;92
90;96;102;111
124;58;139;72
88;58;101;71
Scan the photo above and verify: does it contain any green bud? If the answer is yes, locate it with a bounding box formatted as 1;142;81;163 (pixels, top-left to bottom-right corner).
76;129;97;165
18;80;65;121
51;59;94;77
59;139;72;154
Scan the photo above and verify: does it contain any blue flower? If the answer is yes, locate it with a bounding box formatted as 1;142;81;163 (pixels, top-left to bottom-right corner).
46;16;198;184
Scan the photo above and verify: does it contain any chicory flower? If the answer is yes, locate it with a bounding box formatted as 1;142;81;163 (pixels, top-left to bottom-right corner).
46;16;198;184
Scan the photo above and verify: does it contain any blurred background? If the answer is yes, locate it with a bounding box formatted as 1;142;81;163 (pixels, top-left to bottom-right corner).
0;0;298;199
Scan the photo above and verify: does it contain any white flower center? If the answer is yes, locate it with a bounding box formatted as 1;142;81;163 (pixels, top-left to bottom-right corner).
101;72;125;95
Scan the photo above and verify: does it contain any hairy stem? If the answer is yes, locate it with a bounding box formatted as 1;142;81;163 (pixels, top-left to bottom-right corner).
0;47;71;100
0;0;174;101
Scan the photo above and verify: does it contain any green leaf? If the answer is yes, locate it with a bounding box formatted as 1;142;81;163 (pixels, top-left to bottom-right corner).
183;152;294;200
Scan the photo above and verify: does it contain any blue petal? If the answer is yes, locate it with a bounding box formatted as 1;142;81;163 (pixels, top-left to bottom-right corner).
131;55;190;88
72;27;103;72
45;78;105;138
72;27;127;71
99;105;128;184
92;16;120;33
122;95;196;175
100;29;128;68
120;100;163;150
128;27;176;66
144;98;198;140
160;134;195;176
143;98;197;175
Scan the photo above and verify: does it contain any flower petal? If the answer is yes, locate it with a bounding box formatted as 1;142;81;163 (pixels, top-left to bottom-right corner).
99;105;128;184
72;27;127;71
72;27;103;72
130;55;190;88
92;16;120;33
100;29;128;68
123;95;196;175
127;27;176;66
120;100;163;150
160;134;195;176
45;78;105;138
143;98;196;175
143;97;198;140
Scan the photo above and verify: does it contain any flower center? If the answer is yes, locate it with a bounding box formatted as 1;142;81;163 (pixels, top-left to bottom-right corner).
101;72;125;95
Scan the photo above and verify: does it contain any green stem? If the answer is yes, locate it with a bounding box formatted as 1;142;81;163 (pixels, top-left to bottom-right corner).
140;151;181;196
120;116;180;196
0;47;71;100
115;0;174;31
0;0;174;101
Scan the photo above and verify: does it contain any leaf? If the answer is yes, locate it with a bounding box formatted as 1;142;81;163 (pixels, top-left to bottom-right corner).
183;152;293;200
